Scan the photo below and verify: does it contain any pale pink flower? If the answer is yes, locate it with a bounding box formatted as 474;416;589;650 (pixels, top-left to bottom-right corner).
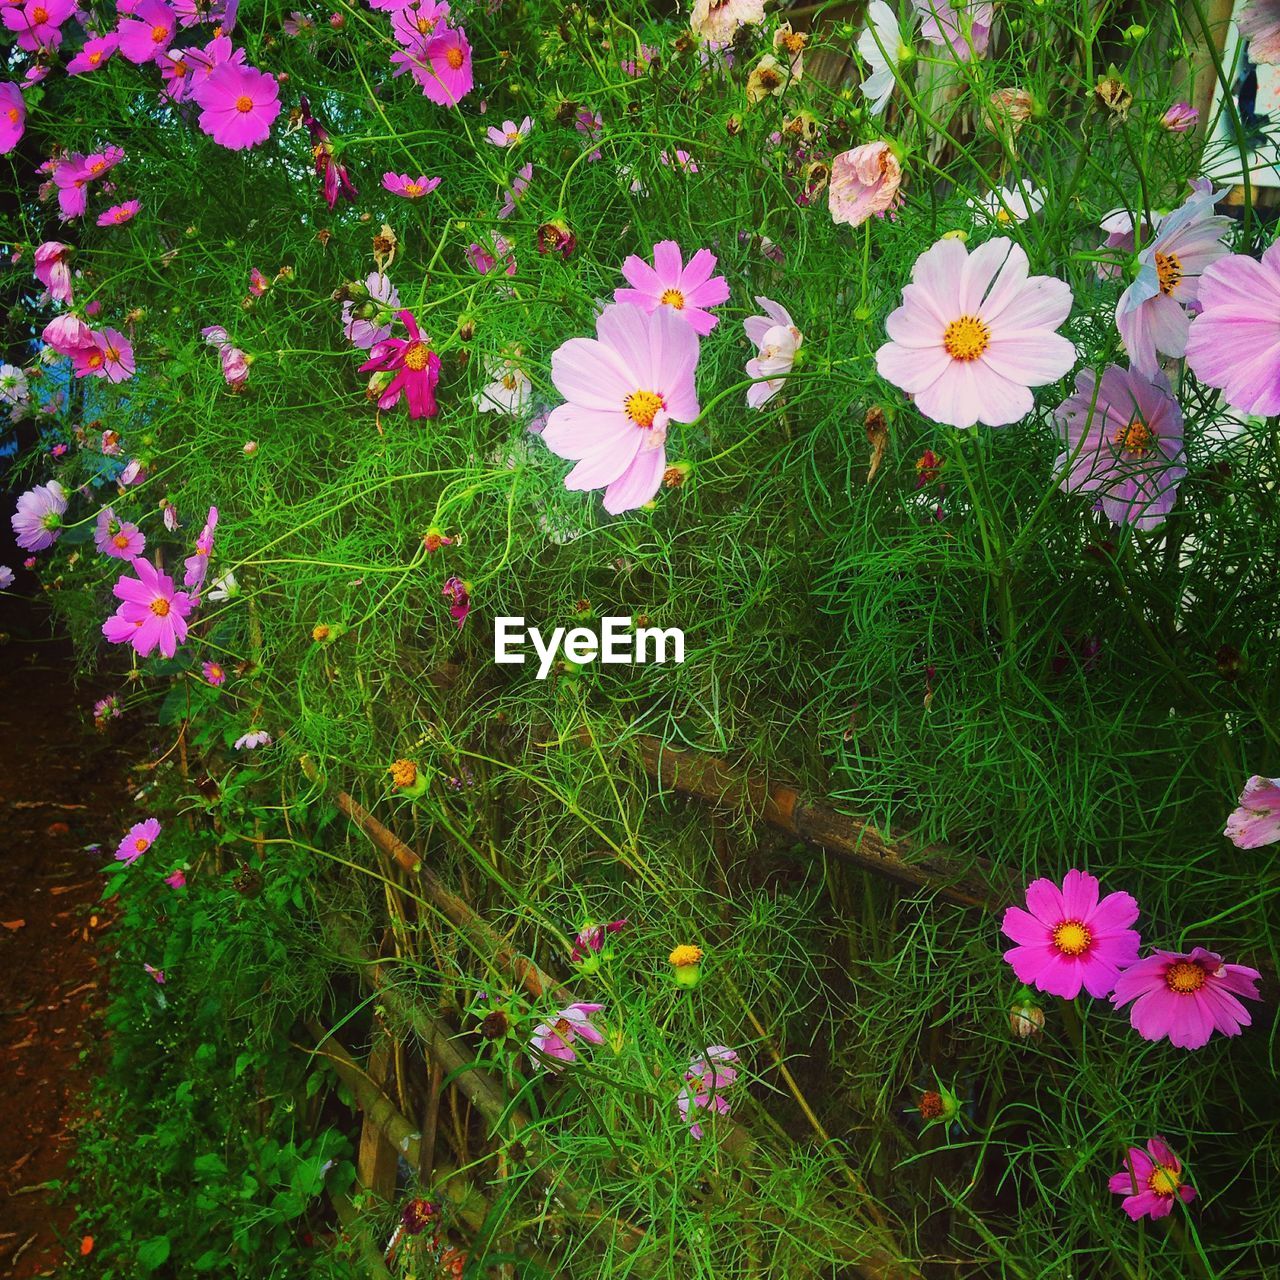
341;273;400;349
659;148;698;173
183;506;218;590
1160;102;1199;132
876;237;1075;429
1116;185;1230;377
12;480;68;551
743;297;802;409
529;1002;605;1069
235;729;273;750
34;241;74;303
1185;240;1280;416
1238;0;1280;63
914;0;992;60
1224;776;1280;849
498;161;532;218
828;142;903;228
486;116;531;147
614;240;729;336
542;303;700;514
677;1046;739;1140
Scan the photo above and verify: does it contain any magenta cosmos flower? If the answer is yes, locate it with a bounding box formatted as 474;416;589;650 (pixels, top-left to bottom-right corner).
382;172;441;198
116;817;161;865
1109;1137;1196;1221
102;557;195;659
743;296;803;409
542;303;700;515
34;241;74;303
95;507;147;560
1053;364;1186;530
392;25;474;107
193;62;281;150
12;480;68;551
614;241;729;337
3;0;75;52
678;1046;740;1140
68;33;120;74
829;142;903;228
529;1002;605;1069
389;0;450;45
117;0;177;64
1185;239;1280;416
184;506;218;589
1001;869;1140;999
97;200;142;227
359;310;441;419
877;237;1075;429
442;574;470;627
570;918;627;964
1238;0;1280;62
73;328;135;383
0;83;25;154
202;660;227;686
1111;947;1262;1049
1116;186;1230;377
1224;776;1280;849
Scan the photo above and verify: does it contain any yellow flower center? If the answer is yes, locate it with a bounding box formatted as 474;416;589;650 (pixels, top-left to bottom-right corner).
1052;920;1091;957
416;15;436;32
389;758;418;788
1113;417;1154;455
446;46;464;69
553;1017;573;1036
1165;960;1207;994
403;341;432;371
943;314;991;361
1148;1166;1182;1196
235;95;254;113
659;287;686;310
86;351;104;368
150;597;171;617
502;373;518;391
135;837;149;852
207;664;223;680
506;129;520;141
113;532;130;549
405;182;422;196
33;6;48;22
151;23;169;41
669;944;703;967
88;51;103;65
1155;251;1182;296
624;389;664;429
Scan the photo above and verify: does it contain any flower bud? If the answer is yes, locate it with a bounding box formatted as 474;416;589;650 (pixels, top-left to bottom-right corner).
669;944;703;988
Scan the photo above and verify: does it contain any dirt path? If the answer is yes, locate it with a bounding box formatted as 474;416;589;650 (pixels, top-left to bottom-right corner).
0;593;132;1277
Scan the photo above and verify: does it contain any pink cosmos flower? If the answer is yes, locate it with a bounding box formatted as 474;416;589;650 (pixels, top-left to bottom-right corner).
116;817;161;865
359;310;441;418
97;200;142;227
283;11;316;36
1109;1137;1197;1221
1116;185;1230;377
82;145;126;182
1224;776;1280;849
678;1046;739;1140
202;661;227;687
1160;102;1199;132
0;83;26;153
1096;207;1152;280
12;481;68;551
248;267;269;297
1237;0;1280;63
498;161;532;219
1001;869;1140;999
183;506;218;589
143;963;166;984
102;557;194;659
34;242;74;303
485;116;531;147
68;33;121;75
659;148;698;173
1111;947;1263;1049
95;507;147;560
300;96;357;210
159;46;198;100
118;0;177;63
74;328;135;383
173;0;237;27
2;0;75;52
466;235;516;277
120;459;147;487
389;0;450;46
93;694;122;726
202;324;252;387
342;272;400;349
570;918;627;964
615;241;730;337
619;43;658;76
165;868;187;889
1053;365;1186;530
43;313;94;358
914;0;992;60
0;566;12;590
392;25;474;107
743;296;803;408
877;236;1075;429
193;61;281;150
382;172;441;198
529;1002;605;1069
442;574;470;627
829;142;904;228
51;156;91;221
1185;240;1280;416
235;729;272;750
542;303;701;515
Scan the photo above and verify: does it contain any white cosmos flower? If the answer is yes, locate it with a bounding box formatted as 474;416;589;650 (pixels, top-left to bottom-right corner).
969;184;1046;226
858;1;909;116
475;358;534;416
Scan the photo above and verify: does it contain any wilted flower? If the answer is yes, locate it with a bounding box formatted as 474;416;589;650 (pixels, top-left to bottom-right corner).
690;0;764;41
1001;868;1140;999
1237;0;1280;63
828;142;903;228
1009;986;1045;1039
1224;776;1280;849
1109;1138;1197;1220
1094;68;1133;121
1160;101;1199;132
442;575;471;627
400;1198;440;1236
34;242;74;303
982;87;1033;141
743;296;802;408
1111;947;1262;1049
746;54;787;102
570;919;627;970
234;729;273;751
536;218;576;258
93;694;122;728
530;1002;605;1069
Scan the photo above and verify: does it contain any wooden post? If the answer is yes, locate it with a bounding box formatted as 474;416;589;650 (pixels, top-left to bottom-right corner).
355;1026;400;1202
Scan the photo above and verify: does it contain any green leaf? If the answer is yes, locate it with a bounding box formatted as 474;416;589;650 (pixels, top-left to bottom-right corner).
137;1236;171;1271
